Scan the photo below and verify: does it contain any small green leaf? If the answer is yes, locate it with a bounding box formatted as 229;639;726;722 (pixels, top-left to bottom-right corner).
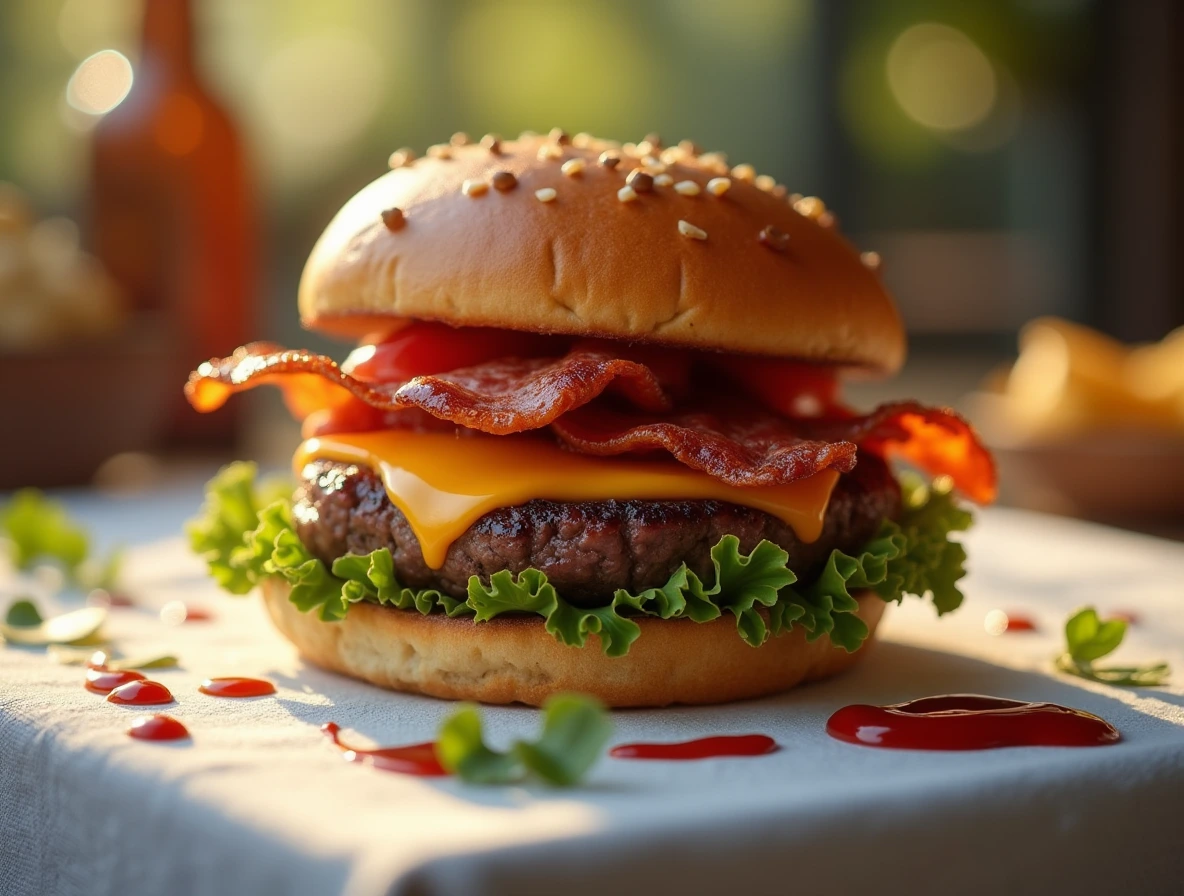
1;607;106;646
1065;607;1127;663
0;490;90;574
5;598;43;627
436;705;520;784
513;694;613;786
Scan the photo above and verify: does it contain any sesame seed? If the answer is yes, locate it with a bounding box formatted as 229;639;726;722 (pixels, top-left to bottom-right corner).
626;169;654;192
759;225;789;252
642;132;662;149
653;173;674;187
794;196;827;219
461;179;488;197
491;171;518;191
674;180;701;196
771;184;788;199
699;152;728;173
622;142;639;157
755;174;776;192
381;207;405;231
793;394;823;417
427;144;452;160
561;158;585;177
388;147;415;168
641;156;666;172
537;143;563;161
598;151;621;169
617;185;639;203
535;187;558;203
677;139;700;156
731;163;756;182
706;177;731;196
660;147;684;165
519;129;539;138
818;211;837;228
788;192;803;204
481;134;502;154
678;220;707;240
549;127;570;145
861;251;881;270
450;131;470;146
572;132;593;148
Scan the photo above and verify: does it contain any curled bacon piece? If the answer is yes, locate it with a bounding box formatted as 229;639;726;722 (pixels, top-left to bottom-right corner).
186;342;672;435
186;341;996;503
553;400;997;503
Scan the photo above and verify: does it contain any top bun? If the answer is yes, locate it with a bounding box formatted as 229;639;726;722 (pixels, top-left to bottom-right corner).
299;131;905;374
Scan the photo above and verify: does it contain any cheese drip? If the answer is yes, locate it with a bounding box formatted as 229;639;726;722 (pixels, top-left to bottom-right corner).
294;431;839;570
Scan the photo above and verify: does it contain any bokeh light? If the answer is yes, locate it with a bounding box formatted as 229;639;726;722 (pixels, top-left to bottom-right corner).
65;49;134;115
887;24;997;133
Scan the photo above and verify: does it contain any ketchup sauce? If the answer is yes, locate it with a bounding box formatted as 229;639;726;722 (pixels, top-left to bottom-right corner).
984;609;1038;635
610;734;779;761
84;668;145;694
321;722;447;776
127;714;190;742
107;680;174;706
198;677;276;698
826;694;1120;750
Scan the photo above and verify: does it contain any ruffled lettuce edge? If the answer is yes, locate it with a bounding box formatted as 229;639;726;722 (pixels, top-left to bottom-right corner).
188;463;972;657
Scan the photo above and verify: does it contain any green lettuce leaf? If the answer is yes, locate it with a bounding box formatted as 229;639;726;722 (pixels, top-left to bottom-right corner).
189;462;974;656
1;490;89;574
436;694;612;786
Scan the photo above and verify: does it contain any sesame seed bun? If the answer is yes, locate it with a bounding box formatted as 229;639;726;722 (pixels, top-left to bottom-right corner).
299;133;906;374
260;576;886;707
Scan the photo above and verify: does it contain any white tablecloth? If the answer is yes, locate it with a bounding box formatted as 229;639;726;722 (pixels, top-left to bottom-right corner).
2;484;1183;896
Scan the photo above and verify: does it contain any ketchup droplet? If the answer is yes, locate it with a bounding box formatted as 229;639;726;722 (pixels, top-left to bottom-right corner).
85;668;146;694
127;714;190;742
107;679;174;706
199;677;276;698
321;722;448;776
610;734;779;761
826;694;1121;750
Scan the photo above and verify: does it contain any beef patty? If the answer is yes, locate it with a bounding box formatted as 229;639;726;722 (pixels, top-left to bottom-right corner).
292;454;901;607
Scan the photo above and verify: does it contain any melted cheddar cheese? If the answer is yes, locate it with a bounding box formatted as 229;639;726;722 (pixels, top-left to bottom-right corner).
294;431;839;569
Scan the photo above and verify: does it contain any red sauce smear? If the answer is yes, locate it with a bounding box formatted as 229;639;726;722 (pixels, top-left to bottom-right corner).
199;677;276;698
84;668;145;694
181;606;214;622
85;589;137;609
107;680;175;706
321;722;447;776
610;734;779;760
127;714;190;742
826;694;1120;750
1002;614;1037;632
1111;610;1140;625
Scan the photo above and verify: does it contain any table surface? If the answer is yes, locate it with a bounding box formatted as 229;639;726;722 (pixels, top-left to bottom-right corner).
2;482;1183;896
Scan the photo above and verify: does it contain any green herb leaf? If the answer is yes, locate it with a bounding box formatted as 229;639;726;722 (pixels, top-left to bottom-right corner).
1064;607;1127;663
0;606;106;646
436;705;521;784
76;548;126;592
512;694;614;786
0;490;89;575
5;598;43;627
189;464;974;657
1056;606;1170;687
436;694;612;786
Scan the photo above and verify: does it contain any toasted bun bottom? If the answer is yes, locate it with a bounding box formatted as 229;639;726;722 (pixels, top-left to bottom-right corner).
261;578;886;707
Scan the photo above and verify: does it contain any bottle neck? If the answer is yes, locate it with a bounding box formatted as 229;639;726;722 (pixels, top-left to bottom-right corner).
139;0;197;78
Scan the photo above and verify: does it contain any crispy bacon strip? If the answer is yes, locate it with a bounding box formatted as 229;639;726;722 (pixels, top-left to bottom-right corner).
186;343;996;502
186;342;672;435
553;400;997;502
551;402;860;487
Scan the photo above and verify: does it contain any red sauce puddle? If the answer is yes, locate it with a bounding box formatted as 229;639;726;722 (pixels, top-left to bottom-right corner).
610;734;779;760
321;722;447;776
1001;614;1037;632
107;680;175;706
85;668;145;694
127;714;190;741
181;607;214;622
199;677;276;698
826;694;1120;750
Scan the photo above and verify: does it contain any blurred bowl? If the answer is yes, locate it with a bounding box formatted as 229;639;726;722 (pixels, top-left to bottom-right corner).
993;434;1184;524
0;325;178;488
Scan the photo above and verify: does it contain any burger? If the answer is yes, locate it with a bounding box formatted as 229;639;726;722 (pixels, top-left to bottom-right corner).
186;130;995;708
